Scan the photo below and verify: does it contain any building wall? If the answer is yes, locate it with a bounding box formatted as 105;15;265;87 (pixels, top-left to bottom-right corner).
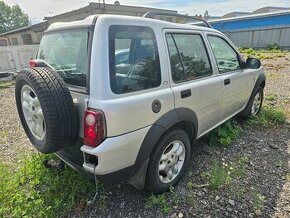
0;45;39;72
46;3;176;25
223;27;290;49
4;30;42;46
211;12;290;48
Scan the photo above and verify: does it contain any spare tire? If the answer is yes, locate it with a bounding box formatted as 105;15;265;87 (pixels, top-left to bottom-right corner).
15;67;78;153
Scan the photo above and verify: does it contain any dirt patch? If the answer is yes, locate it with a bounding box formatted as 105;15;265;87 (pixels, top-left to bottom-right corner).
263;53;290;120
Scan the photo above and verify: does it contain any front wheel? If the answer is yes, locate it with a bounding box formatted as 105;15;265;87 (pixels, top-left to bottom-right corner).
239;87;264;118
146;128;191;193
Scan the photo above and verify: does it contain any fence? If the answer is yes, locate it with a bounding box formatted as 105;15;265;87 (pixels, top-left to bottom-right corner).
0;45;39;72
222;26;290;49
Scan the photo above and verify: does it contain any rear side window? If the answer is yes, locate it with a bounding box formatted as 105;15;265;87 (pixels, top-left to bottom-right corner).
166;33;212;83
109;25;161;94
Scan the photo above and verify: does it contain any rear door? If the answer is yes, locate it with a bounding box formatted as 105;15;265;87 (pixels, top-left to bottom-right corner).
164;29;223;137
206;34;253;120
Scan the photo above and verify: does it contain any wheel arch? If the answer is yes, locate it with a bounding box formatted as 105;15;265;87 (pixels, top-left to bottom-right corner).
128;108;198;189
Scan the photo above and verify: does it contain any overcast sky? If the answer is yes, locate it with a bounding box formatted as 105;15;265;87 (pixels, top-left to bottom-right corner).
4;0;290;24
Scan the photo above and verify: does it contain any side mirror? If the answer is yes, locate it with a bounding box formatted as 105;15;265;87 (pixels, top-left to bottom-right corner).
246;58;261;69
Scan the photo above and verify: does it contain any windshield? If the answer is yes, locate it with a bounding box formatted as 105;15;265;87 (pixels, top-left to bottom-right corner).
37;29;89;87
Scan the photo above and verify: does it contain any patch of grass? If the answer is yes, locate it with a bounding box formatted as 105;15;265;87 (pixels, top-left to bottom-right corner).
97;195;109;212
266;43;281;51
252;192;266;210
247;106;286;127
201;156;249;190
0;154;95;217
207;120;242;146
146;193;171;214
0;80;15;90
239;47;288;60
275;160;284;168
201;165;232;190
265;94;276;101
0;131;7;144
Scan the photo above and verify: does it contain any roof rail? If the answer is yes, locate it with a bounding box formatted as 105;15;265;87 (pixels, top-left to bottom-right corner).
143;11;212;28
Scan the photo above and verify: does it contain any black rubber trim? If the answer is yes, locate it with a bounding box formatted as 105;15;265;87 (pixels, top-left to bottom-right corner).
56;142;134;183
133;108;198;175
247;73;266;105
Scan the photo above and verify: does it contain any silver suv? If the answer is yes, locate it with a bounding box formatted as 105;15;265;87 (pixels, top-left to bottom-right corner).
15;13;265;193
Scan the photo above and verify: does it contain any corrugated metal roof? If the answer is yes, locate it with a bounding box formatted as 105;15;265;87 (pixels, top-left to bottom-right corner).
210;9;290;23
209;10;290;31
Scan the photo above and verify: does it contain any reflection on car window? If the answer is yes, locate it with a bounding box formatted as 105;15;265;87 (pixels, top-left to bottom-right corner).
208;36;241;73
166;33;212;83
37;29;89;87
109;25;161;94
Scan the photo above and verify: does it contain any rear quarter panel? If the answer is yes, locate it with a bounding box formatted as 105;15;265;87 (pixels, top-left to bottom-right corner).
88;16;175;137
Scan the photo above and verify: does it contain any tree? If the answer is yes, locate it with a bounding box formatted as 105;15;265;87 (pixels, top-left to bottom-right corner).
0;1;29;34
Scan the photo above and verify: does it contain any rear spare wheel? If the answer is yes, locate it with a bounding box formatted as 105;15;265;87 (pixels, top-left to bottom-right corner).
15;67;78;153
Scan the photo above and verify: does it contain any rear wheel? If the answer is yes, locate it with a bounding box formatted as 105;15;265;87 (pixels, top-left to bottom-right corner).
15;67;78;153
146;128;191;193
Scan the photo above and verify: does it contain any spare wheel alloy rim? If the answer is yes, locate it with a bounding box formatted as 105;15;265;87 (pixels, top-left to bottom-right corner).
21;85;46;140
158;140;186;183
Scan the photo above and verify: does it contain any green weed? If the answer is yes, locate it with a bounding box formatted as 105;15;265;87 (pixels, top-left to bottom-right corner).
266;43;281;51
265;94;276;101
207;120;242;146
201;165;232;190
146;193;171;214
201;156;249;190
247;106;286;127
252;192;266;210
0;154;95;217
0;80;15;90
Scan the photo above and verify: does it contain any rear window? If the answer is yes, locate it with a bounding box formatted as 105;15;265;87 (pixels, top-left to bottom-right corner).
37;29;89;87
109;25;161;94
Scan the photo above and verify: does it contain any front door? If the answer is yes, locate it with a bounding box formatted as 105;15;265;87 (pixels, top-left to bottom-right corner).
206;34;253;120
164;30;223;137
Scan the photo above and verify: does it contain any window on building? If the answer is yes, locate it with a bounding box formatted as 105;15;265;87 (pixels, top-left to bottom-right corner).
109;25;161;94
21;33;33;45
11;37;18;45
166;33;212;83
208;35;241;73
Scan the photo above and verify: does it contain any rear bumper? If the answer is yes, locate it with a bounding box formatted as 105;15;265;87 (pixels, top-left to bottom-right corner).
81;126;150;175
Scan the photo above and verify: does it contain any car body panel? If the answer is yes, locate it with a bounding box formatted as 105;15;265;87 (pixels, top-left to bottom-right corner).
40;14;265;184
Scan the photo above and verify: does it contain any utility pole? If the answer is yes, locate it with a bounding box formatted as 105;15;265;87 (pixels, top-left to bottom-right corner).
98;0;106;14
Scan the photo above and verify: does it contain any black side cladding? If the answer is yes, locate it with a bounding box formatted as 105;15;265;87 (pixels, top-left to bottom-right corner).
15;67;78;153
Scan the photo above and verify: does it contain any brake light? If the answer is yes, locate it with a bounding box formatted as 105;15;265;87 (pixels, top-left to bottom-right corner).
84;109;106;147
29;59;36;67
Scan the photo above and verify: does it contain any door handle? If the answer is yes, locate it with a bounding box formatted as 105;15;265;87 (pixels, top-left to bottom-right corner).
224;78;231;85
181;89;191;99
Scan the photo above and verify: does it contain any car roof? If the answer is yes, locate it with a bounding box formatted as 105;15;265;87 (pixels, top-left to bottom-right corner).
46;14;221;34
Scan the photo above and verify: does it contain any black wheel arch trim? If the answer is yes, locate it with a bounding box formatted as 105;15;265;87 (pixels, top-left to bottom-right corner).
247;73;266;105
128;108;198;189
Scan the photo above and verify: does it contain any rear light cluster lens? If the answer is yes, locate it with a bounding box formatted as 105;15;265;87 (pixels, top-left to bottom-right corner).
84;109;106;147
29;59;37;67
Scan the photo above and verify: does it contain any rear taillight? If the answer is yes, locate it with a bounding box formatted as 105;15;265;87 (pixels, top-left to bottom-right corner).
29;59;37;67
84;109;106;147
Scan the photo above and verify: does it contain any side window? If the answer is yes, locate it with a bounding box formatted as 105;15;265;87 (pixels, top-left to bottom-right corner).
109;25;161;94
166;33;212;83
208;36;241;73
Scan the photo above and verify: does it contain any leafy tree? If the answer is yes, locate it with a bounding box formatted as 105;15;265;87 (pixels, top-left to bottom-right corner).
0;1;29;34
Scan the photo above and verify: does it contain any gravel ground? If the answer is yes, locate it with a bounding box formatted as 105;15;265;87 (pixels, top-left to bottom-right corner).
0;84;34;165
0;54;289;217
